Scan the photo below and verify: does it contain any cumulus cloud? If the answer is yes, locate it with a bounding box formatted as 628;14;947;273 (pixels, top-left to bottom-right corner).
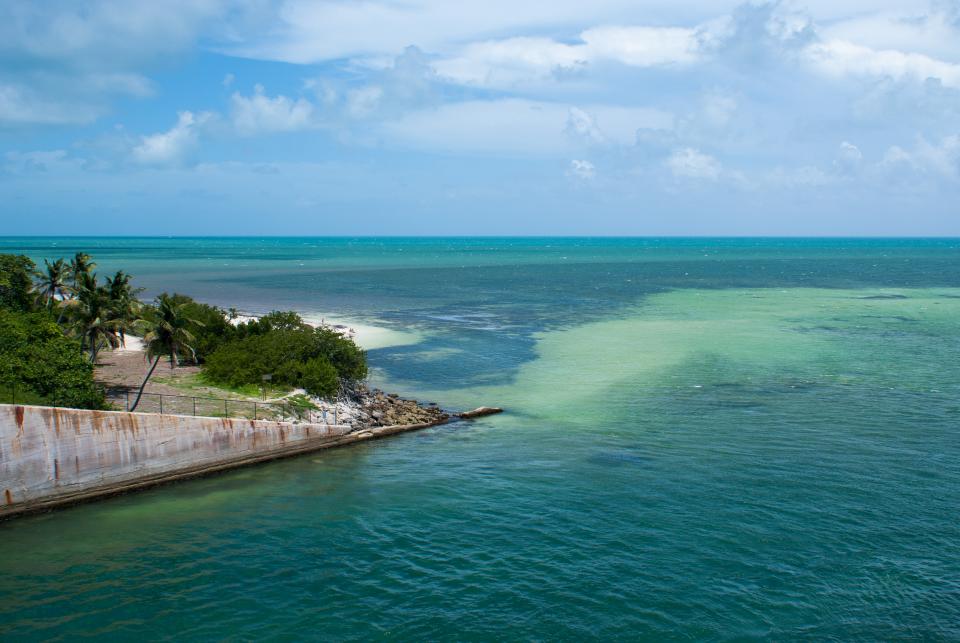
568;159;596;181
665;147;722;180
881;134;960;180
708;1;817;62
230;85;314;135
345;86;384;119
305;46;445;126
565;108;608;145
383;99;671;155
434;26;701;89
581;26;702;66
834;141;864;174
806;39;960;88
225;0;697;64
132;111;213;166
0;0;224;126
823;9;960;62
433;37;587;88
0;84;98;125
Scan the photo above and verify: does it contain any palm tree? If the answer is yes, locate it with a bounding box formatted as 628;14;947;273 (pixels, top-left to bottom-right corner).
129;294;201;412
36;258;72;313
105;270;141;347
69;252;96;290
69;271;121;363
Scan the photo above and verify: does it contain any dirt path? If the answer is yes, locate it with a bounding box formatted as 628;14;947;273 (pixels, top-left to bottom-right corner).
95;349;200;398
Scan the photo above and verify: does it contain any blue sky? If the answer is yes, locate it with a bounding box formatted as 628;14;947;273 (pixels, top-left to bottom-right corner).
1;0;959;235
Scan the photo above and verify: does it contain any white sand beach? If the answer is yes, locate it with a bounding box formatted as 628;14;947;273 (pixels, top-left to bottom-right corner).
229;313;421;351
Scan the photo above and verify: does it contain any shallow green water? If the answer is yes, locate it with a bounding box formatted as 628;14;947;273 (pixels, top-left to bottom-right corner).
2;238;959;639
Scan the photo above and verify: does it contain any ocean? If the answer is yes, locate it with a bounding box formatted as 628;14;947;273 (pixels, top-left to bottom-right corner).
1;237;959;639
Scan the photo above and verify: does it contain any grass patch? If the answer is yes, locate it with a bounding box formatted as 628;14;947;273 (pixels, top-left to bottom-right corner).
152;371;292;400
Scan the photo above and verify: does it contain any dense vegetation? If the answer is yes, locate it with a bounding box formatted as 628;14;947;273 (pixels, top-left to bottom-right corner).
203;312;367;397
0;310;104;408
0;251;367;409
0;254;106;408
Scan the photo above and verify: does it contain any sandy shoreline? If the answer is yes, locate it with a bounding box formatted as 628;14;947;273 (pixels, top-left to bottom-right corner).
231;312;422;351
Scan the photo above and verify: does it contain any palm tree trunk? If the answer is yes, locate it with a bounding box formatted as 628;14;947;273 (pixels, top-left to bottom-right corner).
129;355;161;413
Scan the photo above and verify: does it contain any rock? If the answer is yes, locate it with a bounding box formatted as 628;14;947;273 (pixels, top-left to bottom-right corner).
458;407;503;419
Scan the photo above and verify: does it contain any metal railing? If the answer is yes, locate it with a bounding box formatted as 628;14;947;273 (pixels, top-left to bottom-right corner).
109;391;337;424
1;382;68;409
2;383;338;424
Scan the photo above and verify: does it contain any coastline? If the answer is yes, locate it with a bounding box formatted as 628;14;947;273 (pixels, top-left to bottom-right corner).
229;311;422;351
100;311;449;431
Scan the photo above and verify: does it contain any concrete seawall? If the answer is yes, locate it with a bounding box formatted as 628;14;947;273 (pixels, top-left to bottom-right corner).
0;404;443;519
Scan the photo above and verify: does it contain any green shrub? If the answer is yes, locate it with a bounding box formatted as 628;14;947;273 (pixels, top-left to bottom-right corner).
298;356;339;397
0;310;106;409
202;314;366;398
0;254;37;312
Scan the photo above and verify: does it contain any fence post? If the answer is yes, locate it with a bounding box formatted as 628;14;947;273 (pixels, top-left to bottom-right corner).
12;382;15;406
159;395;163;415
193;397;197;416
126;391;130;412
254;402;258;421
224;399;228;417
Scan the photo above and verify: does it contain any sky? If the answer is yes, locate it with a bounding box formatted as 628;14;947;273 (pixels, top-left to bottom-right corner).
1;0;959;236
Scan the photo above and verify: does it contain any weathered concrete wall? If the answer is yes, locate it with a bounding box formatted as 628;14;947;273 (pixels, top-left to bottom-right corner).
0;404;365;518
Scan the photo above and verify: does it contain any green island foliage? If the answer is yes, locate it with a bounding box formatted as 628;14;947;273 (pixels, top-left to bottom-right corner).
0;309;106;408
0;252;368;408
202;311;366;398
160;294;236;362
0;254;37;312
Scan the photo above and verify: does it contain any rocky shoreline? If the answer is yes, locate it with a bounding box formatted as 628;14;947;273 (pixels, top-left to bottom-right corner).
311;385;450;430
311;386;502;430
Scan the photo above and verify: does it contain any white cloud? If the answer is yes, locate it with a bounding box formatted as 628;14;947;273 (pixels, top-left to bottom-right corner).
823;10;960;62
665;147;722;180
580;26;701;66
834;141;863;174
805;40;960;88
880;134;960;180
132;110;213;166
225;0;714;64
568;159;596;180
566;108;608;145
346;86;384;118
382;99;671;155
230;85;314;135
433;25;701;89
0;0;223;126
426;4;960;93
0;84;97;125
433;37;586;88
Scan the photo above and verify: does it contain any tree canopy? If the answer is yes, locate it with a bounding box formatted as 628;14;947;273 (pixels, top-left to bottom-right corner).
0;252;368;407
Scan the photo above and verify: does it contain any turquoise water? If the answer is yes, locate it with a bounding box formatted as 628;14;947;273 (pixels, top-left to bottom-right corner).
2;238;960;639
